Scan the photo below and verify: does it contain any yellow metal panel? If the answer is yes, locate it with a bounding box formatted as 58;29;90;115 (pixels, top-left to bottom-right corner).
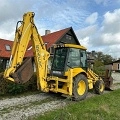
65;68;87;77
57;89;69;94
47;69;73;95
88;79;93;89
67;69;73;95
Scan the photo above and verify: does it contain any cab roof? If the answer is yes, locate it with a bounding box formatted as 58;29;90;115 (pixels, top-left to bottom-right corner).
55;44;87;50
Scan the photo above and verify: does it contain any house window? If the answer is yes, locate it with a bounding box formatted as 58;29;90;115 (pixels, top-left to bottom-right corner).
5;45;11;51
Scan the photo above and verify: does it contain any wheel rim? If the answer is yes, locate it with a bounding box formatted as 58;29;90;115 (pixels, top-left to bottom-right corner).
100;83;104;92
77;80;86;95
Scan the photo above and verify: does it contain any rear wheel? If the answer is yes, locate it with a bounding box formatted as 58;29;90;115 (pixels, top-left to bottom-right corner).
72;74;88;101
94;80;105;94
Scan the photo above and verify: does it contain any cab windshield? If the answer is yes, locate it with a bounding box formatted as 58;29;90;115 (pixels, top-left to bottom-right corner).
52;48;67;71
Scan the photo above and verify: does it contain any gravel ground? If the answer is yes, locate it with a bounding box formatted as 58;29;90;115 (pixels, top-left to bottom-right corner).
0;72;120;120
0;93;66;120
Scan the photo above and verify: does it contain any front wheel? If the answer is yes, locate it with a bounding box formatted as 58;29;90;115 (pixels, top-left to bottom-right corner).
72;74;88;101
94;80;105;94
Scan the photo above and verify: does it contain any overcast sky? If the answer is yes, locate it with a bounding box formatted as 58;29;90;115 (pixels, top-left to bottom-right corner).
0;0;120;59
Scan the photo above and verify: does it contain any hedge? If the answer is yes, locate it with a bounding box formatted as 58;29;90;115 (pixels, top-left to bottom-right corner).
0;72;38;95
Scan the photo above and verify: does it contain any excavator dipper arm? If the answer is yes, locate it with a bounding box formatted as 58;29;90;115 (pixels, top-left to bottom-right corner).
4;12;50;92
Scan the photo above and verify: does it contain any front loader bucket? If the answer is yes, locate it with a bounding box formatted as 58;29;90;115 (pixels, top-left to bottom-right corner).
11;57;34;84
101;69;113;91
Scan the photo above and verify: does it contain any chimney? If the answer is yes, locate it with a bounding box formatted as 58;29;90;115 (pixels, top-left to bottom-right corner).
45;30;51;35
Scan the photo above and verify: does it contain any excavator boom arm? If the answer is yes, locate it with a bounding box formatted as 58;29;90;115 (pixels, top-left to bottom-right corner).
4;12;50;91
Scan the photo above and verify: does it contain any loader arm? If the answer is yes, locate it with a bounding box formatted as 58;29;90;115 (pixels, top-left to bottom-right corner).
4;12;50;92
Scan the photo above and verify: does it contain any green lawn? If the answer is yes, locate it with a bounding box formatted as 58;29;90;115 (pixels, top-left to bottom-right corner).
35;89;120;120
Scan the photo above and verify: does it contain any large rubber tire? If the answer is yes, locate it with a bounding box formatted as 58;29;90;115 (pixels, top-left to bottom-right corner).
72;74;88;101
94;80;105;94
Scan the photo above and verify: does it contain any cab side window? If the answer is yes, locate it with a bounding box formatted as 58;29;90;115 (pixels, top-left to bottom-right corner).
67;48;87;68
67;48;81;67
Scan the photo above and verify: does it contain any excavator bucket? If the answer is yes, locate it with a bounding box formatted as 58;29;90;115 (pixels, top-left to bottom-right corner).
100;69;113;91
11;57;34;84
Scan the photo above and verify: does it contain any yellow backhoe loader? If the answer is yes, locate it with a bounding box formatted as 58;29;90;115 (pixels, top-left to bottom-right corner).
4;12;105;101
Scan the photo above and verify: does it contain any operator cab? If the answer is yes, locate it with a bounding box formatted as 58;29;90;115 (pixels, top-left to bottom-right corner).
51;44;87;76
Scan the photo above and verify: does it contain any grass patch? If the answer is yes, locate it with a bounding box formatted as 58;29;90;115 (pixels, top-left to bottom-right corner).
35;89;120;120
0;108;10;114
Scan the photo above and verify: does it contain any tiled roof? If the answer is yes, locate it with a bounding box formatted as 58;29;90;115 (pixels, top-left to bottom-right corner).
0;39;13;58
0;27;71;58
0;39;34;58
42;27;71;49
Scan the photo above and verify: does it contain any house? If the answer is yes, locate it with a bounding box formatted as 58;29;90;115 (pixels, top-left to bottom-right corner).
0;39;13;70
0;27;80;70
105;60;120;72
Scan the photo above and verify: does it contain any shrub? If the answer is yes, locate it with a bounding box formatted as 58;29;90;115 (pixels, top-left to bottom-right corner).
6;83;25;95
0;72;38;95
